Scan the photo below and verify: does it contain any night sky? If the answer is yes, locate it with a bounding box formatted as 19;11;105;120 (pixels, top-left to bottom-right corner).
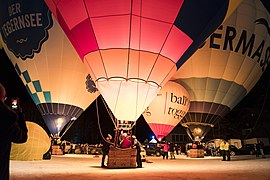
1;1;270;144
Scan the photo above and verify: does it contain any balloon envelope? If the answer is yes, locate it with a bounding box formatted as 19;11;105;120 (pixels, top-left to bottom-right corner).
45;0;237;122
143;81;190;140
0;0;99;135
10;121;51;161
172;0;270;141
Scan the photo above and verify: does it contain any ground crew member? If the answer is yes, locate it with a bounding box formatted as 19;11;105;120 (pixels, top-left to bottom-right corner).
219;140;226;161
224;141;230;161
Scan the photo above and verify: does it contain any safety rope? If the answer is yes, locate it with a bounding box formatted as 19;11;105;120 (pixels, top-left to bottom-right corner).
60;120;76;139
96;98;107;142
100;96;117;128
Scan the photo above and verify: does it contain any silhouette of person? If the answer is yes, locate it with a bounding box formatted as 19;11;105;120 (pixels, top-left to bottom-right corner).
133;135;142;168
0;83;28;180
101;134;113;167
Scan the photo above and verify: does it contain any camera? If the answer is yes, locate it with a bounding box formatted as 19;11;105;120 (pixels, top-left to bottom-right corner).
11;97;19;109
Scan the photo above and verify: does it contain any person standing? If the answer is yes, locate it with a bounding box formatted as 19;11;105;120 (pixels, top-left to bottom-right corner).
101;134;113;167
254;143;259;158
132;135;142;168
0;83;28;180
169;142;175;159
220;140;226;161
161;141;170;159
210;143;215;156
224;141;230;161
258;141;265;158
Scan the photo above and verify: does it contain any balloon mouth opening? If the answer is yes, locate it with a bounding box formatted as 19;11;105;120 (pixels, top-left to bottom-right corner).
96;77;161;88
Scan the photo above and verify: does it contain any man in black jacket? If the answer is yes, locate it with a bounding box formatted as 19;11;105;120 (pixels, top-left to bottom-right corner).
0;83;28;180
101;134;112;167
133;135;142;168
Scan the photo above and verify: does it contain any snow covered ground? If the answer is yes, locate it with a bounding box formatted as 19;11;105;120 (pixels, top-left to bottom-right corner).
10;154;270;180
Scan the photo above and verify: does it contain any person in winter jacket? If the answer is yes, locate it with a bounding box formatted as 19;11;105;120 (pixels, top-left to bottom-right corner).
0;83;28;180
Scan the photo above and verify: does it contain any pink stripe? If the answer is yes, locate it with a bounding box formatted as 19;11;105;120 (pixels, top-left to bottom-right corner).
148;123;175;139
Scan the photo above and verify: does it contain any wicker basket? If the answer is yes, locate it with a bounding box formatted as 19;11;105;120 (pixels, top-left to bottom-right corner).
188;149;204;158
108;147;137;168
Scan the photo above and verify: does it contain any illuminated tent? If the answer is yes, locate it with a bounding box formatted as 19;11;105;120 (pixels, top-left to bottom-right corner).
172;0;270;141
143;81;190;140
10;121;51;161
0;0;99;135
45;0;239;125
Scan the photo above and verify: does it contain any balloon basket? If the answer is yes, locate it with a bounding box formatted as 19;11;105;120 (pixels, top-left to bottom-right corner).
187;149;204;158
51;145;64;155
107;147;137;168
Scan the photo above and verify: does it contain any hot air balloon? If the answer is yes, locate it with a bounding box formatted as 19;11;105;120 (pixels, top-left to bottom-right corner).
172;0;270;142
0;0;99;136
143;81;190;141
45;0;239;131
10;121;51;161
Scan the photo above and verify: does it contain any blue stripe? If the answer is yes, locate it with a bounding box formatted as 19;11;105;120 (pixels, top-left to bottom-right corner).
43;91;51;103
14;64;21;75
33;80;42;92
22;71;31;83
31;93;40;105
25;84;32;94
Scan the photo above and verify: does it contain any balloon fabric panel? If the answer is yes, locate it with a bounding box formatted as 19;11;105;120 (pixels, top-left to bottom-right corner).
45;0;232;122
143;81;190;139
172;0;270;140
0;0;100;135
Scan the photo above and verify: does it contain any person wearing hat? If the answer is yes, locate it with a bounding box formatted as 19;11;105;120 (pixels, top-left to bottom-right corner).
0;83;28;180
101;134;113;167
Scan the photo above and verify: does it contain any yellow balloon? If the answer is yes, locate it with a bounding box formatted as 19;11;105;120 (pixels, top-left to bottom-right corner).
10;121;51;161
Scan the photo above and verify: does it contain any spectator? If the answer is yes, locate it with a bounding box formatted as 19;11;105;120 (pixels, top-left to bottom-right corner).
169;142;175;159
161;141;170;159
0;83;28;180
254;143;259;158
258;141;265;158
224;141;230;161
210;143;215;156
175;144;179;155
220;140;226;161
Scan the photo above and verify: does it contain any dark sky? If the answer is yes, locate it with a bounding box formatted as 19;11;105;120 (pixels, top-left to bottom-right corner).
1;1;270;143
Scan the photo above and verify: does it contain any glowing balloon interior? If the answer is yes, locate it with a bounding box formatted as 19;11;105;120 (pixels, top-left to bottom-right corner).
0;0;99;135
46;0;236;122
172;0;270;141
143;81;190;140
